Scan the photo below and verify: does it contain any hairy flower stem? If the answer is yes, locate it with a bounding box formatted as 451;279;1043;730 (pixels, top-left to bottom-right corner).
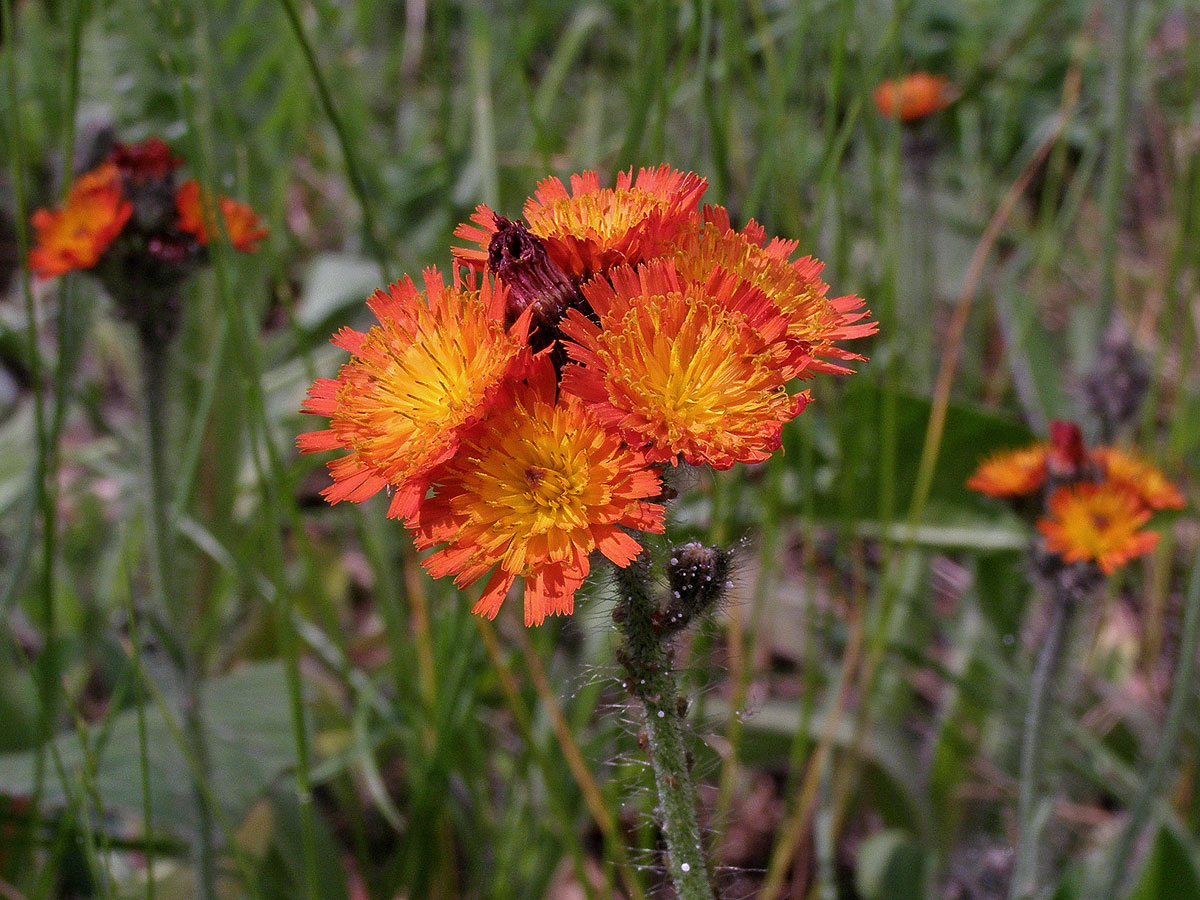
140;332;217;900
614;551;716;900
1100;549;1200;900
1008;590;1075;900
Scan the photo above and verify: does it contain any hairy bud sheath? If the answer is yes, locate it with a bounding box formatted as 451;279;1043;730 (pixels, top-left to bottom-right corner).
663;542;730;636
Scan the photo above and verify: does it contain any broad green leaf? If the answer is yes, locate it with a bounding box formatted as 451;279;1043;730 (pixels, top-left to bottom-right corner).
0;662;299;836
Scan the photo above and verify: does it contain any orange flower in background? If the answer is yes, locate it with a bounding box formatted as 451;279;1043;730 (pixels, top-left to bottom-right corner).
672;206;877;375
1094;447;1186;512
1037;482;1159;575
176;179;268;253
29;163;132;278
298;269;533;520
454;165;707;279
873;73;952;122
560;260;811;469
412;358;665;626
966;445;1049;498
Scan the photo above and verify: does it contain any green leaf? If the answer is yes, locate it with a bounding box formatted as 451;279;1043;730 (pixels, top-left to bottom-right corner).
828;383;1035;519
855;829;930;900
1123;825;1200;900
0;662;299;836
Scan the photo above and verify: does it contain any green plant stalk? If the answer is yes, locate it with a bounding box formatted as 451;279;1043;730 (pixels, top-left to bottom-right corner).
1099;548;1200;900
615;554;715;900
275;0;391;280
1094;0;1138;342
173;10;322;893
139;334;217;900
1008;589;1075;900
2;2;66;886
491;622;647;900
123;555;157;900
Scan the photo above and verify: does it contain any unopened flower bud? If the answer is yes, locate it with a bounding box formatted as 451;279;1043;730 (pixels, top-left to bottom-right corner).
1083;325;1149;442
662;542;730;635
487;215;585;351
1046;420;1098;489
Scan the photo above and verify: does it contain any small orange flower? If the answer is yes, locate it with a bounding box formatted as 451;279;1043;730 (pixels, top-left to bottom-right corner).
1093;447;1185;511
29;163;132;278
412;358;665;626
672;207;876;375
176;179;268;253
1037;482;1159;575
966;444;1049;498
559;260;811;469
298;268;533;520
454;165;707;279
873;73;952;122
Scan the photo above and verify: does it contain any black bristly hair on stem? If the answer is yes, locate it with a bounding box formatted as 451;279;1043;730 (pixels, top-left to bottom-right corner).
612;538;734;900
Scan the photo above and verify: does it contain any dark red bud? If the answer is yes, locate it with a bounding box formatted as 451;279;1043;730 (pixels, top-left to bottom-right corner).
110;137;182;181
488;215;584;351
1048;420;1087;477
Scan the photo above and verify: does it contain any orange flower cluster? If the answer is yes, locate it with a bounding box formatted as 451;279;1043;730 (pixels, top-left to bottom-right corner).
29;137;266;281
302;165;876;624
968;421;1183;575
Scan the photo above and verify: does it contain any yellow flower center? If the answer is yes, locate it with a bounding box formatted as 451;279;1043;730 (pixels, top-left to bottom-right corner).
598;294;788;445
454;399;622;573
530;188;665;245
333;292;517;480
1056;489;1143;556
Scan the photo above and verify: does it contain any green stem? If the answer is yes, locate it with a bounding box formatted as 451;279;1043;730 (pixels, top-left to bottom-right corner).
1094;0;1137;342
275;0;391;280
122;557;157;900
1099;550;1200;900
1008;589;1075;900
615;553;716;900
139;334;217;900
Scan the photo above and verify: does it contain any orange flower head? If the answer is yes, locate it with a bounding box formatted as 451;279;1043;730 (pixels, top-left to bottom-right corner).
298;268;534;520
412;358;665;626
672;207;877;375
1094;447;1185;512
1037;482;1159;575
967;444;1049;498
454;165;707;279
873;73;952;122
559;259;811;469
176;179;268;253
29;163;132;278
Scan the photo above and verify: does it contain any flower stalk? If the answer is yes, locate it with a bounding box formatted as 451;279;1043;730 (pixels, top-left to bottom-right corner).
139;326;217;900
1008;586;1076;900
614;547;718;900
